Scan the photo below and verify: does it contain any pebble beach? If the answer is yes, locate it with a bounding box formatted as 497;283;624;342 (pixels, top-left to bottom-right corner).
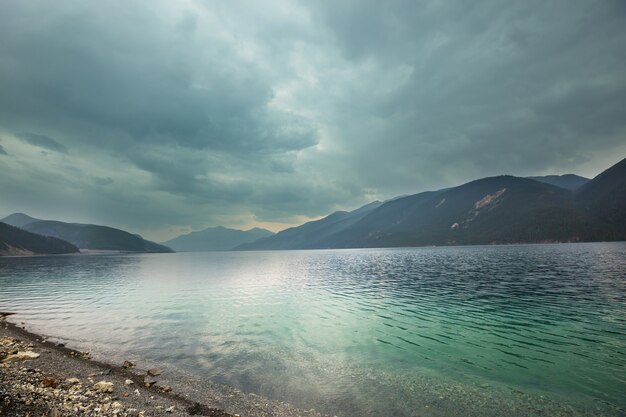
0;314;325;417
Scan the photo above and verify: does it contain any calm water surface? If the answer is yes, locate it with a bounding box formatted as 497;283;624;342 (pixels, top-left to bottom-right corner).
1;243;625;416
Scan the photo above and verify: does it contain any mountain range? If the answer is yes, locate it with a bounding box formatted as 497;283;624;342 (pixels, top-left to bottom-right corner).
237;157;626;250
0;215;172;253
162;226;274;251
236;201;383;250
2;158;624;254
0;222;79;256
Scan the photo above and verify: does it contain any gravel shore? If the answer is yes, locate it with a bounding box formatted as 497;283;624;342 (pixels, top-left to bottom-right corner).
0;314;325;417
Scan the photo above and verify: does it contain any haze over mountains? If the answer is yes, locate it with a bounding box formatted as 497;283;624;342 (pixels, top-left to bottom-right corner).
236;201;383;250
0;215;172;253
237;157;626;250
1;157;624;255
0;222;79;256
162;226;274;252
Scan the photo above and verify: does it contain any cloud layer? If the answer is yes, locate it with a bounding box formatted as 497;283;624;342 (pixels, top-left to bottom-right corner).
1;0;625;240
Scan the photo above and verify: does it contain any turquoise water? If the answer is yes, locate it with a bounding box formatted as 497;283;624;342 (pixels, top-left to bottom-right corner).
1;243;625;416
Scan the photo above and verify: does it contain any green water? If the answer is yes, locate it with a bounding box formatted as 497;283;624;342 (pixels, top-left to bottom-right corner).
1;243;625;416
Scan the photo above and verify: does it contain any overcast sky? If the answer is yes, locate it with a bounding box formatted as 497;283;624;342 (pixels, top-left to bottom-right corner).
1;0;625;241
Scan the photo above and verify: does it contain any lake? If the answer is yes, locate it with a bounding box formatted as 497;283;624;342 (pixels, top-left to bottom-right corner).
1;243;625;416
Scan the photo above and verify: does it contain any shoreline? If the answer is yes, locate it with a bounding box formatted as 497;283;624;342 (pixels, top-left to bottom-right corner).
0;314;325;417
2;312;623;417
2;240;625;258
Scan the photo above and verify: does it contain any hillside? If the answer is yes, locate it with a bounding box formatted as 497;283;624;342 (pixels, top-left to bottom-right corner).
527;174;589;190
163;226;274;251
325;176;591;248
235;201;383;250
21;220;173;253
0;222;79;256
238;158;626;250
576;157;626;240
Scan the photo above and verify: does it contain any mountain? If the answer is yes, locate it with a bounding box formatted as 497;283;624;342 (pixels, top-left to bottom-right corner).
576;157;626;240
324;176;593;248
4;158;624;253
0;222;79;256
16;220;173;252
235;200;383;250
163;226;274;251
238;158;626;250
1;213;42;228
527;174;590;190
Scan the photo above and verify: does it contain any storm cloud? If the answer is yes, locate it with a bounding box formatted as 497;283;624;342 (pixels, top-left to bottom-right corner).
16;133;69;154
1;0;625;240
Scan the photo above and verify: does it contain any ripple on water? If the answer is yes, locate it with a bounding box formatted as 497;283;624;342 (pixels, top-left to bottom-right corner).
1;243;625;417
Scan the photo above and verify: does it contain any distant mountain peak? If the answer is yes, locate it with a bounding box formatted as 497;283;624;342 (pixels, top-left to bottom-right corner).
163;225;274;251
247;227;274;233
1;212;42;228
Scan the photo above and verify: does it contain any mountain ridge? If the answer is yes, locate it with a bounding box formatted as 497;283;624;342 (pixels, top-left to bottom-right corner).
3;160;624;252
238;159;625;250
0;221;79;256
1;213;42;228
0;215;173;253
235;200;384;250
162;226;274;252
527;174;589;190
323;175;589;248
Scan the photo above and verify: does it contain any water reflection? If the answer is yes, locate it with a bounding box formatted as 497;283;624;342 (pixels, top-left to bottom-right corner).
1;243;625;417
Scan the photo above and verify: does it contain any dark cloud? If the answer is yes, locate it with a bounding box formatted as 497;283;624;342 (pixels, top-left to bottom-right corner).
16;133;68;154
92;176;114;186
0;0;625;240
0;144;7;155
304;1;626;181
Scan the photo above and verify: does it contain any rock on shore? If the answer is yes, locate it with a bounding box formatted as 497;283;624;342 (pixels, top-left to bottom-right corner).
0;323;231;417
0;315;327;417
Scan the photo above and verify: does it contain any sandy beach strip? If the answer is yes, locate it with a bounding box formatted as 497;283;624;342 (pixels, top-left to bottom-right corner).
0;314;325;417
